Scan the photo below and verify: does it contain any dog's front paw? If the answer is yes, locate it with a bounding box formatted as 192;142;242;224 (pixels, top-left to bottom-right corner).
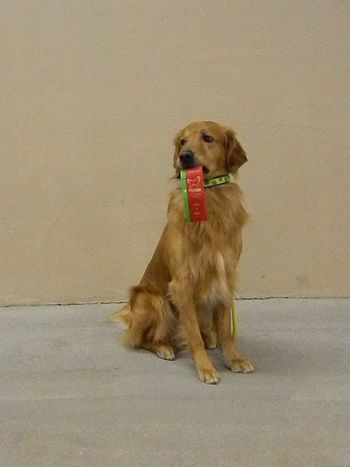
198;366;220;384
228;358;254;374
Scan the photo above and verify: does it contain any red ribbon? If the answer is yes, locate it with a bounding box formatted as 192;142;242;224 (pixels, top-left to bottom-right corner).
185;165;208;222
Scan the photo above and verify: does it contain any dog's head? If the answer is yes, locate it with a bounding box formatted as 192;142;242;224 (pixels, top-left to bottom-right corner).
173;121;247;179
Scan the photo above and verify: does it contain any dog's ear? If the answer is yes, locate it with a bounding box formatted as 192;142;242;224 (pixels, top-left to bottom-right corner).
225;128;247;174
173;128;184;176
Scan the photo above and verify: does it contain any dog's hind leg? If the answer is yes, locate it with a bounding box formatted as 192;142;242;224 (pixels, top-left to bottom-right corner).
199;305;217;350
117;285;176;360
142;342;175;360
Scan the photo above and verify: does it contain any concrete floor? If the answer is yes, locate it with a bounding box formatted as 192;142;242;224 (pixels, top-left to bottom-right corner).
0;299;349;467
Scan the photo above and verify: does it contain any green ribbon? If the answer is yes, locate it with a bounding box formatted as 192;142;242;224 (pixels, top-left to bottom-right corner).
231;300;238;340
180;169;191;223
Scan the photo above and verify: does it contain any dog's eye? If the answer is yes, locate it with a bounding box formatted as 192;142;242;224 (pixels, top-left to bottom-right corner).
180;138;187;146
202;133;214;143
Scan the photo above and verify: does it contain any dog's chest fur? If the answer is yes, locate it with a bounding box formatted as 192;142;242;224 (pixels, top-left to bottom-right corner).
166;183;248;305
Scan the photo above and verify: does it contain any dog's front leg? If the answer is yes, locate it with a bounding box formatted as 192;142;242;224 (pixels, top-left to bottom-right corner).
214;304;254;373
169;280;220;384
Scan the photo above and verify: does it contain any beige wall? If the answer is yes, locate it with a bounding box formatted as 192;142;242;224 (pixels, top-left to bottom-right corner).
1;1;349;305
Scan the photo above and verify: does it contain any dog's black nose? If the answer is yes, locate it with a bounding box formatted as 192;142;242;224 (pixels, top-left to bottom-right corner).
179;150;196;168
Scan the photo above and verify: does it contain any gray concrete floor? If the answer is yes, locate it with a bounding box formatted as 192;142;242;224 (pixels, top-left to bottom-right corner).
0;299;349;467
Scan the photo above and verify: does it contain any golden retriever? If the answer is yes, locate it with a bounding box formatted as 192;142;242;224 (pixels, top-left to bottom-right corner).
109;121;254;384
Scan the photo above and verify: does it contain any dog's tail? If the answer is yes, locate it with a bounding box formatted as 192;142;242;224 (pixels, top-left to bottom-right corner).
107;306;129;324
108;285;176;348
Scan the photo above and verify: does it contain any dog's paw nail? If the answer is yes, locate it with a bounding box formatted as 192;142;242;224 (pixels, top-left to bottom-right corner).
198;368;220;384
229;359;254;374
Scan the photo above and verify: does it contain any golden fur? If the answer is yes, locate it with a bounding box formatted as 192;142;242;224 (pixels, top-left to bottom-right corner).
109;121;254;384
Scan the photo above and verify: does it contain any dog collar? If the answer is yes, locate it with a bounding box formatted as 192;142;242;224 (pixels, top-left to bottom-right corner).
204;174;230;188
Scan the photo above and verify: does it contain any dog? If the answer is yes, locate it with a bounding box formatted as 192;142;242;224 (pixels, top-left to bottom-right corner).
109;121;254;384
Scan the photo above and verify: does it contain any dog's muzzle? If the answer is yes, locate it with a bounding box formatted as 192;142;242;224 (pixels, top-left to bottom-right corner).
179;150;197;169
